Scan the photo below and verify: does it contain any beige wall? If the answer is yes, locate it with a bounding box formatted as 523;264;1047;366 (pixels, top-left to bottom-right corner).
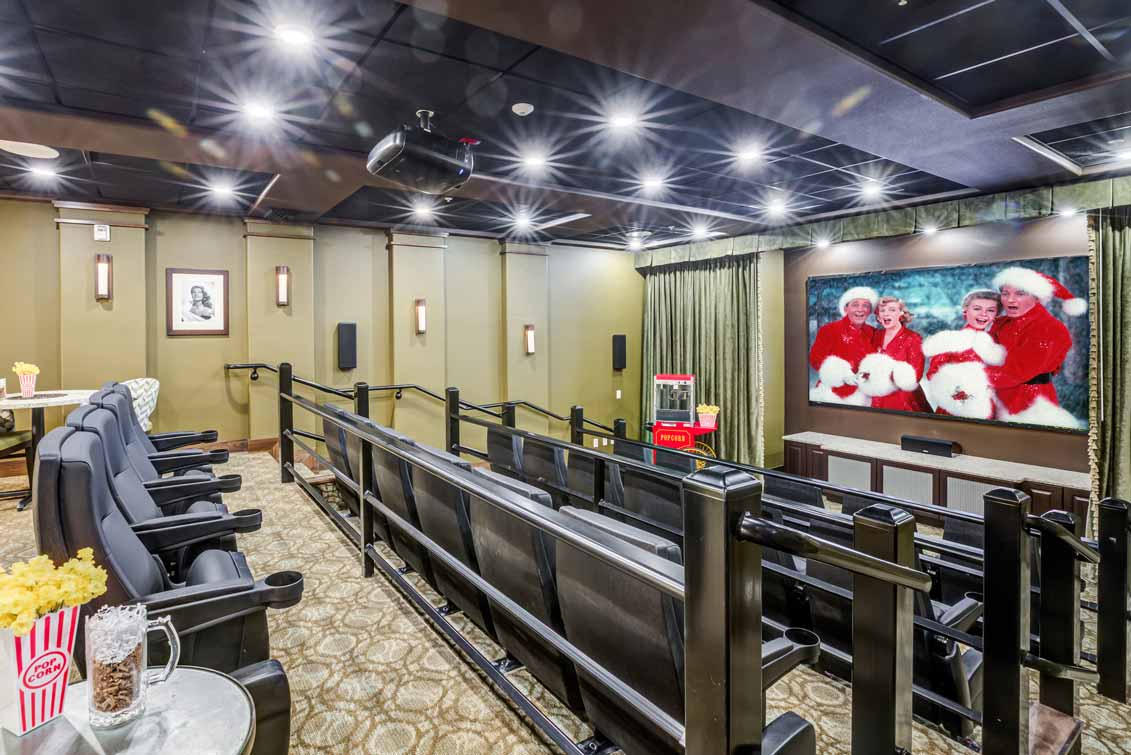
0;200;62;430
59;209;147;390
247;225;316;438
0;198;644;452
389;233;447;447
547;244;643;441
147;213;249;439
502;248;551;435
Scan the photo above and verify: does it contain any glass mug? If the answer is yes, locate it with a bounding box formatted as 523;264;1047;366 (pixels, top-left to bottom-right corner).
85;605;180;728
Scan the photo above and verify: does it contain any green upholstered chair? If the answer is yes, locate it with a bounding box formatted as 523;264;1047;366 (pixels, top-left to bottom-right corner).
0;409;34;499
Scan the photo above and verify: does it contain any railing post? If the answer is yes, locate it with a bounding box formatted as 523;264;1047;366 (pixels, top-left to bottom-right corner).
502;402;517;429
569;405;584;446
681;465;764;754
982;488;1032;754
613;418;627;439
851;503;916;755
1097;498;1130;702
355;382;374;578
1037;510;1083;752
278;362;294;483
445;387;460;455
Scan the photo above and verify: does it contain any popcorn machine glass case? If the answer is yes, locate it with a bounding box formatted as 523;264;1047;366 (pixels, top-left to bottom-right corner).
653;374;696;424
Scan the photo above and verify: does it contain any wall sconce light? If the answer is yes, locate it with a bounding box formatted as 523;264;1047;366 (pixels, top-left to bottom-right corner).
524;324;536;355
275;265;290;307
415;298;427;334
94;253;113;301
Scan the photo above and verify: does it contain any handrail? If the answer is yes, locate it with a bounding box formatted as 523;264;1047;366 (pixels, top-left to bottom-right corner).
225;362;354;398
285;391;686;600
480;398;616;433
1026;514;1100;564
224;362;277;380
736;513;933;593
365;383;503;419
581;427;986;525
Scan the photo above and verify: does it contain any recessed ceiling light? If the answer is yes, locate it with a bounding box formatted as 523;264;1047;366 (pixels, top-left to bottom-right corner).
1117;150;1131;161
521;151;547;169
860;181;884;200
242;101;276;124
766;196;788;217
412;200;433;220
0;140;60;159
608;111;638;129
29;166;57;178
209;183;235;197
274;24;313;48
815;239;831;249
640;174;665;193
1058;207;1078;217
626;230;652;251
690;222;710;240
511;102;534;117
736;144;763;164
513;212;532;230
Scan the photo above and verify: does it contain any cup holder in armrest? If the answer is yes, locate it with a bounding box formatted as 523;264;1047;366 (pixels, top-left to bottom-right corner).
964;591;984;603
206;449;230;464
763;627;822;689
216;474;242;493
783;628;821;661
231;508;263;533
199;430;219;444
259;570;304;609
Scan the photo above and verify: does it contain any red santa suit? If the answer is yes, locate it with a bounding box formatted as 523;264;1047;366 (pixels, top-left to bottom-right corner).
857;326;931;413
922;326;1006;419
986;267;1087;429
809;286;878;406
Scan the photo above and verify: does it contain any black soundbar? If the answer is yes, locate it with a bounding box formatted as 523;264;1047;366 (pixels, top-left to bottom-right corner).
900;434;960;458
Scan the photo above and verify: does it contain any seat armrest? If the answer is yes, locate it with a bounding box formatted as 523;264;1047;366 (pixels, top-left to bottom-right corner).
937;595;983;634
148;449;229;474
147;474;242;505
132;509;263;552
141;569;304;637
148;430;219;451
763;628;821;689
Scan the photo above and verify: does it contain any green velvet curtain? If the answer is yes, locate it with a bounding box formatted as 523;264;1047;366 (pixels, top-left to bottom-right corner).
641;256;762;464
1090;209;1131;508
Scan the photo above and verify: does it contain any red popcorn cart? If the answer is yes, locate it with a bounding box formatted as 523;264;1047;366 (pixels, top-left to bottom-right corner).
649;374;717;464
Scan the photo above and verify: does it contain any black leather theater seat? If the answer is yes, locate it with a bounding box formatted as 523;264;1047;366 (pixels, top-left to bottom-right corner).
103;381;221;453
467;468;584;712
521;437;569;508
763;475;826;509
486;425;524;479
614;467;684;545
368;424;438;589
322;414;362;517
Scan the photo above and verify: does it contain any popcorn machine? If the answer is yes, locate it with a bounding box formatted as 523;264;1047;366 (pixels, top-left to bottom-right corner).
650;374;716;460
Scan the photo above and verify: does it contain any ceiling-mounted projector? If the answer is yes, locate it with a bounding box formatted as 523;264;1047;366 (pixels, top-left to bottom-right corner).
366;109;474;195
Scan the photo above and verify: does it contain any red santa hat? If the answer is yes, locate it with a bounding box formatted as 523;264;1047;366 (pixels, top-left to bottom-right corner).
992;266;1088;317
838;286;879;315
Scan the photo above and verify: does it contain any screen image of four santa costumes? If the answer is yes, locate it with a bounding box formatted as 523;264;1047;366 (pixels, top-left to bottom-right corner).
808;266;1088;429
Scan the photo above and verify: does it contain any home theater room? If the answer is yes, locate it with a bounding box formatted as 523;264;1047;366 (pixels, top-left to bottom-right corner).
0;0;1130;753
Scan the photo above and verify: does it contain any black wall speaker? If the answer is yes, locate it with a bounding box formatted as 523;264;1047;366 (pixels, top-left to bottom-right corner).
612;334;627;371
900;434;960;458
337;322;357;371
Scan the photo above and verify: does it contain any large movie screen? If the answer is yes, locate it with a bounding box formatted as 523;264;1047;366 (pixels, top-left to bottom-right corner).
807;256;1089;432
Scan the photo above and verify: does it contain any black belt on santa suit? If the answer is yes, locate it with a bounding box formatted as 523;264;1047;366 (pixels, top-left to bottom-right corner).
1025;372;1053;385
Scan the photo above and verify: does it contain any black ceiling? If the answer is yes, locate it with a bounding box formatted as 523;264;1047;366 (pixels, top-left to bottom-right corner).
0;0;976;244
1028;110;1131;167
761;0;1131;115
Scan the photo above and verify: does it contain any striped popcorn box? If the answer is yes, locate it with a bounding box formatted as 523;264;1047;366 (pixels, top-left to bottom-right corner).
17;374;35;399
0;605;80;735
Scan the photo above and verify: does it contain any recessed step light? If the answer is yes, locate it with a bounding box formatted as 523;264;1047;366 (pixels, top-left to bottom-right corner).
0;140;60;159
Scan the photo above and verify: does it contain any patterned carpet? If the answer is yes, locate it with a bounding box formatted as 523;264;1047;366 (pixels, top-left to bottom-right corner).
2;452;1130;754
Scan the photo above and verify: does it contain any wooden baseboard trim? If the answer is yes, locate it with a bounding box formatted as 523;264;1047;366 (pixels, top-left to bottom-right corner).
0;457;28;478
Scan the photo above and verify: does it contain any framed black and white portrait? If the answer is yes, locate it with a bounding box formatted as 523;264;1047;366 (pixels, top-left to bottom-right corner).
166;268;229;336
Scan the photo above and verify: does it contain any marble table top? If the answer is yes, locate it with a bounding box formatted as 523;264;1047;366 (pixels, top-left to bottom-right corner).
0;390;95;411
783;431;1091;490
0;667;254;755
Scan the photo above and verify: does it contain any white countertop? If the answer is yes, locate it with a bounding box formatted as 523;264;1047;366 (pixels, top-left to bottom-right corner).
0;390;94;411
783;431;1090;490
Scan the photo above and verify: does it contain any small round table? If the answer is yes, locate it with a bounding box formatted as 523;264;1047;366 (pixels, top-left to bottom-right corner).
0;390;95;510
0;667;255;755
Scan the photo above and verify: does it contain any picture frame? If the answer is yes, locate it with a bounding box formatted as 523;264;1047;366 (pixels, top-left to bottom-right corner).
166;268;229;336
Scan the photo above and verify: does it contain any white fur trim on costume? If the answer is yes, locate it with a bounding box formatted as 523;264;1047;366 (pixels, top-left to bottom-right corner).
995;396;1085;429
838;286;879;314
818;355;855;388
992;267;1054;302
810;381;869;406
921;329;1006;365
856;353;898;397
891;360;919;392
1062;297;1088;317
925;362;994;419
